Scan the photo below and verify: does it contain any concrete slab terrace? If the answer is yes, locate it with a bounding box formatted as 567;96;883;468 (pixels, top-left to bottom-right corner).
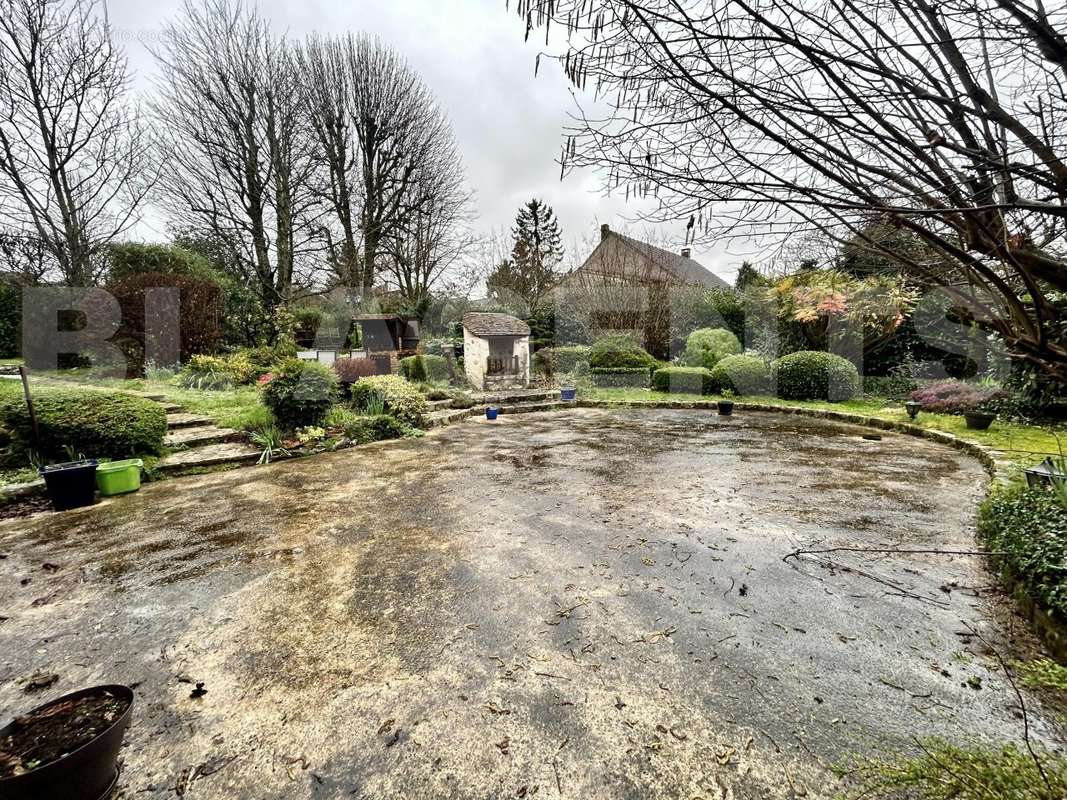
0;408;1062;799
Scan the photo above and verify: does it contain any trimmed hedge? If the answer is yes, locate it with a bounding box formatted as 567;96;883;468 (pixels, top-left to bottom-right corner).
589;335;657;370
652;366;714;395
534;345;591;376
343;414;411;445
772;351;860;401
680;327;742;371
261;359;338;430
399;354;449;383
709;355;771;395
592;367;651;388
350;375;429;428
979;486;1067;621
0;387;166;459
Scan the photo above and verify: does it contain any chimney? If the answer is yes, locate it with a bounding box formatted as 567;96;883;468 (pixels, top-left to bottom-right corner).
600;223;610;241
681;247;692;259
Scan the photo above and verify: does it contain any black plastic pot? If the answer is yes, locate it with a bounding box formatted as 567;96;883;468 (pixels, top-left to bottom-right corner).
0;684;133;800
964;412;995;431
717;400;734;416
39;460;98;511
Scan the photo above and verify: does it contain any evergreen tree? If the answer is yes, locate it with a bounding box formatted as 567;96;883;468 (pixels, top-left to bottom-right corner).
734;261;764;290
486;199;563;313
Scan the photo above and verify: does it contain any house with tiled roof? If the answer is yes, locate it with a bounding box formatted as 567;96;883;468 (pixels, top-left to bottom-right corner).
554;225;732;357
462;312;531;390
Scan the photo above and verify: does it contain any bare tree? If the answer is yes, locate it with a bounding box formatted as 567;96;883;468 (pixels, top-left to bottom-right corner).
296;33;460;306
514;0;1067;381
152;0;317;313
0;0;153;285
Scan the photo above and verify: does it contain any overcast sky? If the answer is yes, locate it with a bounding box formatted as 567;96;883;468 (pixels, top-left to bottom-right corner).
106;0;740;282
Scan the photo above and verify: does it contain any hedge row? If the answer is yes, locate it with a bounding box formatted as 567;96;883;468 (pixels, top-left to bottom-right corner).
652;366;715;395
592;367;650;388
534;345;590;375
0;387;167;460
399;354;450;382
979;486;1067;621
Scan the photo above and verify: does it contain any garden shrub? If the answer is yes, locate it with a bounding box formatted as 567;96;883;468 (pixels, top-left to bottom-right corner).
680;327;742;371
591;367;651;388
863;373;919;400
110;272;223;365
292;306;324;348
0;282;22;359
978;485;1067;621
709;355;771;395
261;359;338;430
589;335;657;370
652;366;714;395
534;345;591;376
177;355;235;390
350;375;429;428
343;414;412;445
772;351;860;401
0;388;166;459
399;354;449;383
909;379;1007;414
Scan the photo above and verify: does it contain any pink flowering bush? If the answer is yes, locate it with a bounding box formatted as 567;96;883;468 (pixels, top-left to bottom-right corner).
909;380;1006;414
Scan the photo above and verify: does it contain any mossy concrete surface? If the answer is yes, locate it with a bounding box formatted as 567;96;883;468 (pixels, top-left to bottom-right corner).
0;408;1063;798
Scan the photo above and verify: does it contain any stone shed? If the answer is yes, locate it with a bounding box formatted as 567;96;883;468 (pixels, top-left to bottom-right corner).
462;313;531;391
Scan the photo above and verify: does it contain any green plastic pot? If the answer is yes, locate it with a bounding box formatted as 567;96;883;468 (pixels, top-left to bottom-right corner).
95;459;144;497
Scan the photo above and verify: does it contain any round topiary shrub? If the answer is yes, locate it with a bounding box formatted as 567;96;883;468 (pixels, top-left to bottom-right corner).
772;351;860;401
680;327;742;370
589;335;657;370
710;355;771;395
261;359;338;430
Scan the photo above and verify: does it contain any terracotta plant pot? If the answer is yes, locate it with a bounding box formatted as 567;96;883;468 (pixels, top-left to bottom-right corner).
0;684;133;800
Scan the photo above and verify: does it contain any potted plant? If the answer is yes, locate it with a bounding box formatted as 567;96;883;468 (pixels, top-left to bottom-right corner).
904;400;921;420
717;390;735;416
0;684;133;800
964;399;997;431
38;460;98;511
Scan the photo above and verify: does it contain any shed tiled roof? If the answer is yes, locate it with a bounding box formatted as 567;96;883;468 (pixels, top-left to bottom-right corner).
462;312;531;337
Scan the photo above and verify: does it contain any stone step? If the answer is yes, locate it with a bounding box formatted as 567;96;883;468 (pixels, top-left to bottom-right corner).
156;442;263;473
160;403;183;413
427;407;475;428
164;425;242;448
479;389;558;405
427;399;455;411
142;392;168;402
497;401;569;415
166;413;213;430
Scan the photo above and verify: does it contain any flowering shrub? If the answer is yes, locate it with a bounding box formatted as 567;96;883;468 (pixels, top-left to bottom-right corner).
909;380;1006;414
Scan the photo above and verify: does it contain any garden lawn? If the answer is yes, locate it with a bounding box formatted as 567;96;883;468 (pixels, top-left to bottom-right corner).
585;387;1066;469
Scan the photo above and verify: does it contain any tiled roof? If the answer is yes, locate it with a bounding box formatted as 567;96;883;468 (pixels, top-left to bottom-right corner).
462;312;531;337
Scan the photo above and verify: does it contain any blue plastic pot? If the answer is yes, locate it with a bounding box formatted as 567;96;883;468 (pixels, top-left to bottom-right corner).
560;387;577;401
486;407;499;420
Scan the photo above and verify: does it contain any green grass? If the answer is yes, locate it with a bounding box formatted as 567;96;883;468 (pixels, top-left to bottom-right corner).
585;387;1065;468
835;737;1067;800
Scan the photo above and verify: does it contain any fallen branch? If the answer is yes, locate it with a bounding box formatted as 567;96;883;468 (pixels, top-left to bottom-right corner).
783;547;1002;563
